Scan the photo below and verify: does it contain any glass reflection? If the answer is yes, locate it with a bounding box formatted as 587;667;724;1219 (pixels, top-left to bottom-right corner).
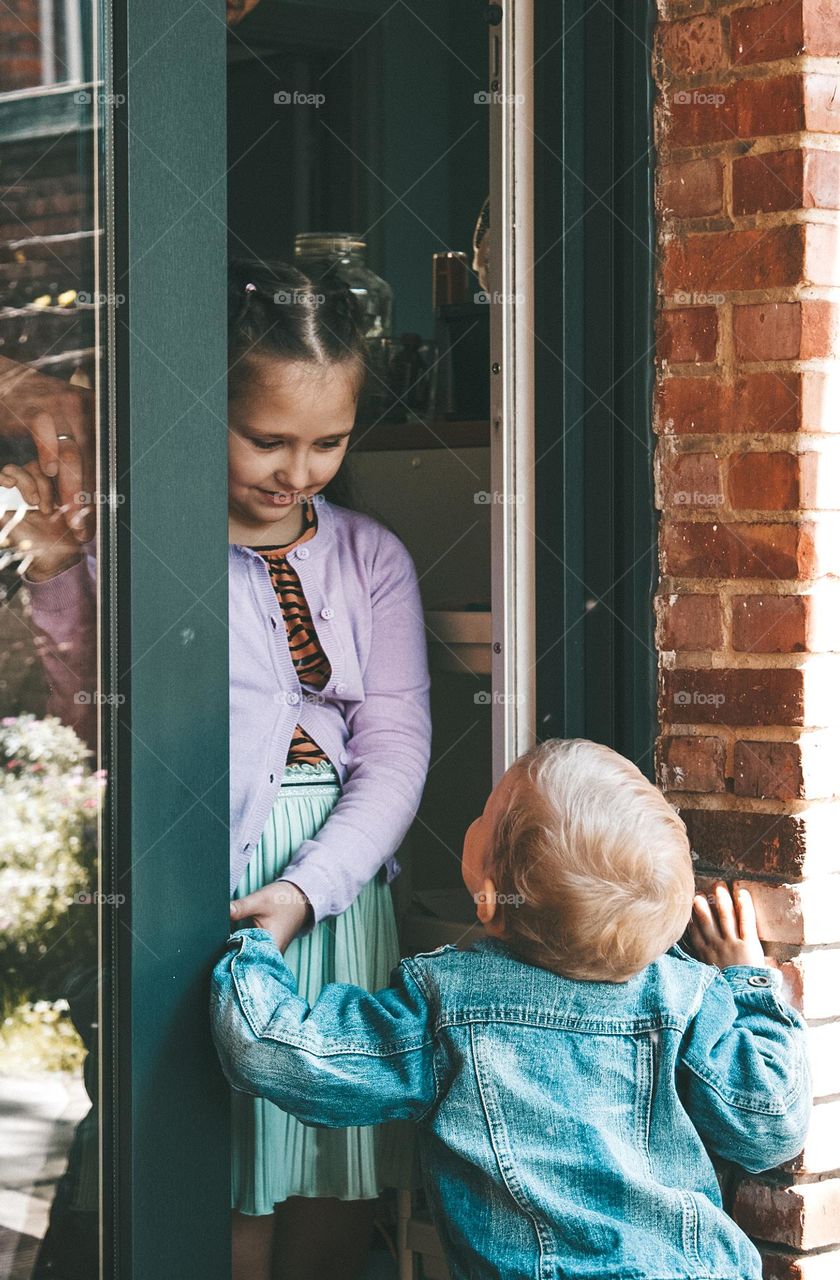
0;4;107;1276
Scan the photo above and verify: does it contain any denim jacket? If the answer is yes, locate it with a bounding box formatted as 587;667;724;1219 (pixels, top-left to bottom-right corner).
210;928;811;1280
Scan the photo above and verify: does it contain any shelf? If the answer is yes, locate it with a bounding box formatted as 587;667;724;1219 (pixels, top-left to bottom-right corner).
349;419;489;452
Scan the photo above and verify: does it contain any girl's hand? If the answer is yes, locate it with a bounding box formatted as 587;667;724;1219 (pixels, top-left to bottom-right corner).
0;459;88;580
686;883;773;971
230;881;313;952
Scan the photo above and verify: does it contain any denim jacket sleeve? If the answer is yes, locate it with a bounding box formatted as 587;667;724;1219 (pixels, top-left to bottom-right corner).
678;963;811;1174
210;928;438;1128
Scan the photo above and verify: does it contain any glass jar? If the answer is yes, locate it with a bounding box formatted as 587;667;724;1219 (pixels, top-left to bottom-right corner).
293;232;393;338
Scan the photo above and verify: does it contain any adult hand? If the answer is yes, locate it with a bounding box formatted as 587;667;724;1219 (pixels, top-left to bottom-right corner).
0;356;95;543
686;882;774;971
0;458;87;580
230;881;314;952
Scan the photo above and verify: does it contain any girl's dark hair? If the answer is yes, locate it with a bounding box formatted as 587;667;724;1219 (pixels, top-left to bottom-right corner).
228;258;367;510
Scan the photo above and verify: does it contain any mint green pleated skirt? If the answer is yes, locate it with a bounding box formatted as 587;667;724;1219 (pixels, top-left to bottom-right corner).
230;758;417;1215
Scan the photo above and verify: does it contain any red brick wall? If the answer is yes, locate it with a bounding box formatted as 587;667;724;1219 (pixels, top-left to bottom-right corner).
653;1;840;1275
0;0;42;93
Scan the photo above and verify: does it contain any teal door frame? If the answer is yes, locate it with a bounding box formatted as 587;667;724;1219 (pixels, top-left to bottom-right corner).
534;0;657;775
107;1;230;1274
99;0;656;1270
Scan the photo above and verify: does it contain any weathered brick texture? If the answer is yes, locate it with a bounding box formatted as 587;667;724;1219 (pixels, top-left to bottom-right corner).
654;1;840;1270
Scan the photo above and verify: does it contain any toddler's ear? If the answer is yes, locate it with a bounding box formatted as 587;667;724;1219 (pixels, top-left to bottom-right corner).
475;878;499;927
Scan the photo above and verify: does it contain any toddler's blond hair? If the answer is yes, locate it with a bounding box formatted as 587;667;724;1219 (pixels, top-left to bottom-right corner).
489;738;695;982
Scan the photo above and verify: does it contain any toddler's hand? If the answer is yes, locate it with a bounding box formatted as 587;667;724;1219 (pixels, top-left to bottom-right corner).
686;883;772;971
230;881;313;951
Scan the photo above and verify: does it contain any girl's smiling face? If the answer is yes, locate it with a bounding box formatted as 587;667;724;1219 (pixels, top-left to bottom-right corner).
228;356;360;539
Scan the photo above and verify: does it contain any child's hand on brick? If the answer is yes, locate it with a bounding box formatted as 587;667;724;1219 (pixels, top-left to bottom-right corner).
686;883;772;971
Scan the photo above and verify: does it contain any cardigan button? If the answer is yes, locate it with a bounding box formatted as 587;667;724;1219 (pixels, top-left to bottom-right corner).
339;750;348;765
287;691;301;705
295;546;310;560
320;606;334;620
334;682;347;695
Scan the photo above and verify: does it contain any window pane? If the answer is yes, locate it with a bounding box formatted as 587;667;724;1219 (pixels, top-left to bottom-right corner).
0;5;111;1277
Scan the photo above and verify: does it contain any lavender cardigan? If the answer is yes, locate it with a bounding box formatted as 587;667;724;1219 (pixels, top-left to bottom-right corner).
23;496;432;924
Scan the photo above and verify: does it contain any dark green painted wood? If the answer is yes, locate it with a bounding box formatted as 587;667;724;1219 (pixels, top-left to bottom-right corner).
534;0;656;776
111;1;230;1274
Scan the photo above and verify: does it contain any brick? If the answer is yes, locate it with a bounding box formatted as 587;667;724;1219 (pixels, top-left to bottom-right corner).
731;1;804;65
733;875;840;944
658;305;719;363
732;147;840;217
761;1246;840;1280
656;377;728;435
655;592;725;649
658;157;725;217
657;15;727;79
803;0;840;55
662;225;804;294
802;369;840;432
664;84;737;147
655;372;804;437
785;951;840;1021
656;733;727;792
736;372;802;434
734;738;805;797
683;807;811;876
662;667;804;726
691;797;840;874
660;520;808;579
737;74;805;137
733;149;803;215
805;73;840;133
734;302;840;363
734;1180;840;1250
727;453;799;511
803;149;840;209
804;223;840;287
657;447;723;510
808;1021;840;1098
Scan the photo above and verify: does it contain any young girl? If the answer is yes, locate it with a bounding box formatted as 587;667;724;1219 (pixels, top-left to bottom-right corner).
3;259;433;1280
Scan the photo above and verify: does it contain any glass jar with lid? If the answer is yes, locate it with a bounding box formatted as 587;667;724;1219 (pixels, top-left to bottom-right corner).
293;232;393;339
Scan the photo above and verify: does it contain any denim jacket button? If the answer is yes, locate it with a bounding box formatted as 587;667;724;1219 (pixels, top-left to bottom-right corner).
747;973;771;986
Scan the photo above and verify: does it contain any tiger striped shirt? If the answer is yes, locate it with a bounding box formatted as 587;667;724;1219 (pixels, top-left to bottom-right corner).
247;498;330;766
